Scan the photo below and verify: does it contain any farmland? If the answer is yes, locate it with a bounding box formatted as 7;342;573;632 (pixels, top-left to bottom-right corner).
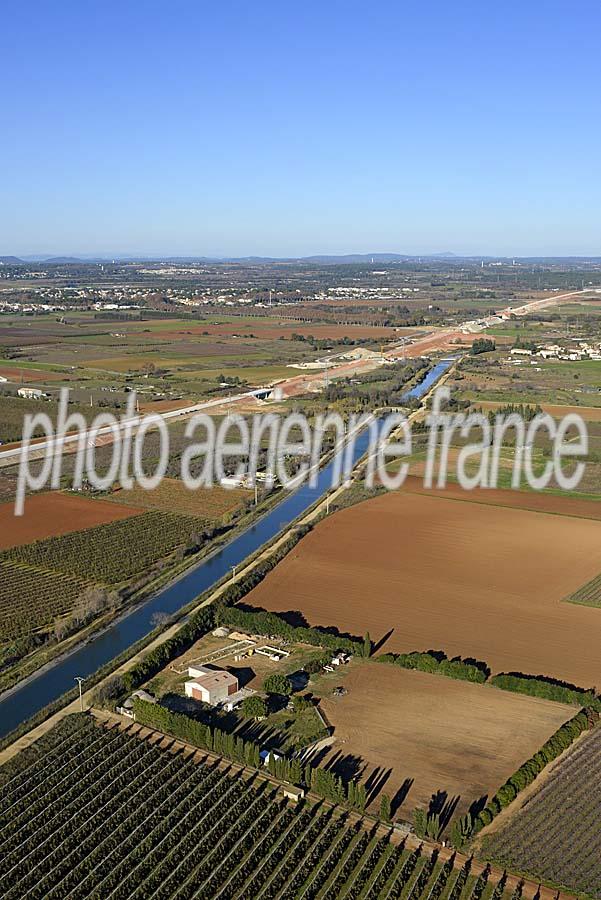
315;663;573;820
0;712;515;900
481;725;601;897
0;395;104;444
2;509;209;585
243;487;601;688
108;478;252;521
569;571;601;608
0;491;144;550
0;507;212;650
0;561;86;640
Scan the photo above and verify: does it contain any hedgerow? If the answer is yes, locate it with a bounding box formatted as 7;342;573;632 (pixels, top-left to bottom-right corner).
377;650;488;683
490;672;601;710
216;605;365;655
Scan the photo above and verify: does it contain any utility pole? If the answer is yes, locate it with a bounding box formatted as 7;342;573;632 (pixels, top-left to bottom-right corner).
75;676;84;712
231;565;237;581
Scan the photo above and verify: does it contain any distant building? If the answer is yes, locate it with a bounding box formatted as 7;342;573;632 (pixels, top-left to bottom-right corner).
18;387;48;400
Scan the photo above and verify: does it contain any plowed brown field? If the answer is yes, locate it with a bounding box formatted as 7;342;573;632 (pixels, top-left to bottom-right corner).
0;492;143;549
318;663;572;817
245;490;601;687
399;475;601;520
475;399;601;421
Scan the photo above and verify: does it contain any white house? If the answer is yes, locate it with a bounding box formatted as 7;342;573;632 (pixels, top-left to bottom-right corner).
18;387;48;400
185;666;239;705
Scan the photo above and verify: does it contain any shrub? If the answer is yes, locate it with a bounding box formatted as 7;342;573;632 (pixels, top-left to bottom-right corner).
93;674;126;706
264;674;293;696
241;695;267;719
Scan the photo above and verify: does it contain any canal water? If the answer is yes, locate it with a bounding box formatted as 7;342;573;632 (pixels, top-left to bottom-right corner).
0;358;454;738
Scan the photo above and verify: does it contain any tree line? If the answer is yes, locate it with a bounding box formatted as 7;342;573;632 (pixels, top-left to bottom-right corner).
378;651;488;683
378;652;601;709
132;697;369;811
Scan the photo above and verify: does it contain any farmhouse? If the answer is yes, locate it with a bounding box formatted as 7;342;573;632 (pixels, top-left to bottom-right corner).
18;387;48;400
184;665;255;711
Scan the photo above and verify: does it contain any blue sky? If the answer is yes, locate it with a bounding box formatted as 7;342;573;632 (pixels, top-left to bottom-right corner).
2;1;600;257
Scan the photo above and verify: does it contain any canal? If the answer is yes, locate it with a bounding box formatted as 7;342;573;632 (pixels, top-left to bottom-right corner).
0;357;454;738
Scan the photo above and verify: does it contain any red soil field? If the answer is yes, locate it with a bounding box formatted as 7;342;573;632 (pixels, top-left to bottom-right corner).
138;398;192;412
399;475;601;520
0;366;63;383
387;329;465;357
475;399;601;421
244;490;601;687
0;492;143;550
318;663;572;817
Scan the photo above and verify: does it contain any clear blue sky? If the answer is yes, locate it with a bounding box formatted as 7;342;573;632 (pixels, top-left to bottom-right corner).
2;1;600;258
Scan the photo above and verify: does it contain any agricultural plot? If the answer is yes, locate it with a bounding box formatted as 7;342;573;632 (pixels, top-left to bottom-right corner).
568;571;601;607
0;492;144;550
0;395;101;444
481;725;601;897
243;489;601;688
0;474;18;504
108;478;251;521
0;561;86;640
447;351;601;409
0;713;511;900
316;663;572;820
1;510;208;585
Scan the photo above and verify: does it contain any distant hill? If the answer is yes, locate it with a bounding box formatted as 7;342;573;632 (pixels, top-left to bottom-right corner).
5;252;601;267
42;256;93;264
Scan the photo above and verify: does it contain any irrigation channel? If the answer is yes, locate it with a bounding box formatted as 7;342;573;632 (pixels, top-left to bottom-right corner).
0;358;454;738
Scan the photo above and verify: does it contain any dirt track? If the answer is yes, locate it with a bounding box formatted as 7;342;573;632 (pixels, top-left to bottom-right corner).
319;663;572;818
244;488;601;687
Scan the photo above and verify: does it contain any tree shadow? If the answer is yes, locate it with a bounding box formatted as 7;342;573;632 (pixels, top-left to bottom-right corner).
468;794;488;819
373;628;395;654
428;790;460;830
391;778;414;815
364;766;392;806
324;751;366;783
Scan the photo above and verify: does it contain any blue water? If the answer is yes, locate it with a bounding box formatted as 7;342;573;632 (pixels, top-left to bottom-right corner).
403;357;455;399
0;360;453;739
